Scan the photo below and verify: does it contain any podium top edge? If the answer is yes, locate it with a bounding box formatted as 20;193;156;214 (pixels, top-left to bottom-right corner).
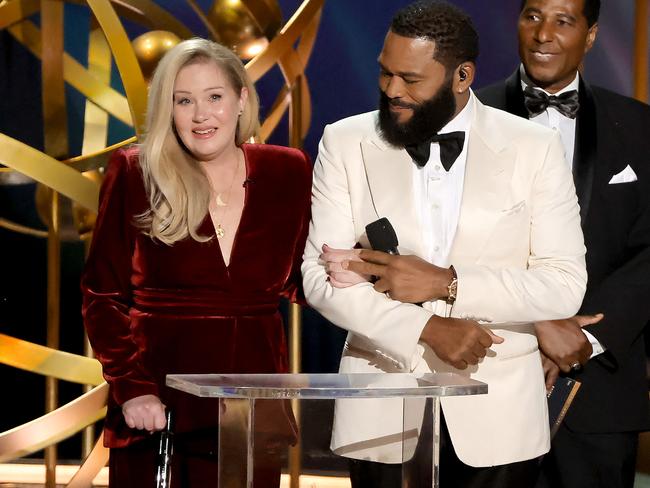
165;373;487;399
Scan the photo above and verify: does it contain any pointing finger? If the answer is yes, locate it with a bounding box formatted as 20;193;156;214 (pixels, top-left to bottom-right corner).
345;260;385;277
358;249;393;265
486;329;505;344
577;313;604;327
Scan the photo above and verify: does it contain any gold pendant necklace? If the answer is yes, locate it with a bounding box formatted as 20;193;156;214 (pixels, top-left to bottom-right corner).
212;155;241;239
215;194;227;207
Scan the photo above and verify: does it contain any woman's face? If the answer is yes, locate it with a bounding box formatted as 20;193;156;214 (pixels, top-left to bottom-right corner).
172;60;247;163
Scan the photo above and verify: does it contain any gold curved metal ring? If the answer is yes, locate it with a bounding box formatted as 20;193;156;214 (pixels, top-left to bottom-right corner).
0;383;108;462
0;134;100;212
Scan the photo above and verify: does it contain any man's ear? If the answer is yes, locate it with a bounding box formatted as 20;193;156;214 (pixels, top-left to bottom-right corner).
453;62;475;94
585;23;598;54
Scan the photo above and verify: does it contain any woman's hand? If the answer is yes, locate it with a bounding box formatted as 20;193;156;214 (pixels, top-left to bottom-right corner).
319;244;370;288
121;394;167;432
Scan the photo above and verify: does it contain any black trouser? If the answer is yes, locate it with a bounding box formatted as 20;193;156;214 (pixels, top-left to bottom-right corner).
349;408;541;488
536;422;639;488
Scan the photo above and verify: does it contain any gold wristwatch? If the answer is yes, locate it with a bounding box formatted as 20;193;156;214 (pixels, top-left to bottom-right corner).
447;265;458;305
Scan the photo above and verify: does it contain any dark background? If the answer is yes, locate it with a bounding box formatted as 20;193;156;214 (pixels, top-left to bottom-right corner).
0;0;645;460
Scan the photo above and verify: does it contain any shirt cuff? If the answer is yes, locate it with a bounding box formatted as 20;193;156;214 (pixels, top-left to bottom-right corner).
582;329;605;358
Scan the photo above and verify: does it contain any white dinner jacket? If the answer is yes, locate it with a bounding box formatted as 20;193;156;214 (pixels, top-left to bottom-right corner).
301;96;587;467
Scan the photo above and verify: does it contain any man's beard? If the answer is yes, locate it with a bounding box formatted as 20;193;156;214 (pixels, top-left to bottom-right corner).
377;77;457;148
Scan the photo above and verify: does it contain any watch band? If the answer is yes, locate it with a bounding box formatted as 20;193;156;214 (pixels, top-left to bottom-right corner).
447;265;458;305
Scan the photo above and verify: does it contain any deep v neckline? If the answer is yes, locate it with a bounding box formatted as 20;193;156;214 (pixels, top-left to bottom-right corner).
207;146;251;270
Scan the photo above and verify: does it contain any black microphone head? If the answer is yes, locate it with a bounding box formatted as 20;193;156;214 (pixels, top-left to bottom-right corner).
366;218;399;254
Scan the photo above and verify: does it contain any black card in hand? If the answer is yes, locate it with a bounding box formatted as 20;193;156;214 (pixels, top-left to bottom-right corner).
547;377;581;438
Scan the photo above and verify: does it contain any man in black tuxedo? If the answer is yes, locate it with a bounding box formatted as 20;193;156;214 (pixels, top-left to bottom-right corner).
478;1;650;487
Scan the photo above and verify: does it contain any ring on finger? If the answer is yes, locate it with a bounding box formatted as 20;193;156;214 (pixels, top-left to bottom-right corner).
570;361;581;371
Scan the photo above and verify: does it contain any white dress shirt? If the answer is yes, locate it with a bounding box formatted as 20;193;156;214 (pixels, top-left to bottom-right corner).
412;91;474;267
520;66;604;357
520;65;578;168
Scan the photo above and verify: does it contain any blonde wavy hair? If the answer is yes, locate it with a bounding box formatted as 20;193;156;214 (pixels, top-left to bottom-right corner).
137;38;260;245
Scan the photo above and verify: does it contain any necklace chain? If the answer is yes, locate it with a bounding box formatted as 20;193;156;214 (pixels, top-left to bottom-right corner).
213;155;241;239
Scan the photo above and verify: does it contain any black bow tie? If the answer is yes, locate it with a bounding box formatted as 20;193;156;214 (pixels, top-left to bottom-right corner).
405;131;465;171
523;86;580;119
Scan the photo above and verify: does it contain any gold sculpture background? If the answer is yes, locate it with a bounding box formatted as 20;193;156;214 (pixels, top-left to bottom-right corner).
0;0;323;485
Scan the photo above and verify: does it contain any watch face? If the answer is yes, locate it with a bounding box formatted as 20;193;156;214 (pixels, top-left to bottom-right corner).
447;278;457;302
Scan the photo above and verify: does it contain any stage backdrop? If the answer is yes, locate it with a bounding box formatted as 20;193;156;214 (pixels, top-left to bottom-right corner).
0;0;644;457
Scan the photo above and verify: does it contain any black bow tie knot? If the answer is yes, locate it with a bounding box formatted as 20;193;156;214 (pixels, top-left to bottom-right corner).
523;86;580;119
405;131;465;171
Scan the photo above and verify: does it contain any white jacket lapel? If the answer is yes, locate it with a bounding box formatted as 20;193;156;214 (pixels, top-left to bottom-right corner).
361;137;424;257
450;100;516;263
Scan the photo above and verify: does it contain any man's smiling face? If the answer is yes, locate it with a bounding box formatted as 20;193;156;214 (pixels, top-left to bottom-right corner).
518;0;598;93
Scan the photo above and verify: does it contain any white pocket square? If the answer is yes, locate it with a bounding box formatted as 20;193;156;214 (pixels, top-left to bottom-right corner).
609;165;637;184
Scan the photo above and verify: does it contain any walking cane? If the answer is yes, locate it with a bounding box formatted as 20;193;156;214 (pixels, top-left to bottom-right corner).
155;410;174;488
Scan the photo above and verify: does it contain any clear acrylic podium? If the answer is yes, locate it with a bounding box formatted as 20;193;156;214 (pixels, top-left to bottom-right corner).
166;373;486;487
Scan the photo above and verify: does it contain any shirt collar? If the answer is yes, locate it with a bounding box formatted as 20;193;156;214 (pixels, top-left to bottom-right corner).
519;64;580;96
438;89;475;135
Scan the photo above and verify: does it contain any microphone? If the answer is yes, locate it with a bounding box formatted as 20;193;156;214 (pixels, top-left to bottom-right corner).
155;410;174;488
365;218;400;255
365;217;426;305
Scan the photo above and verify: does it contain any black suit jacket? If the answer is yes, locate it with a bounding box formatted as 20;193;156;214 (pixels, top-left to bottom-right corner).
478;71;650;434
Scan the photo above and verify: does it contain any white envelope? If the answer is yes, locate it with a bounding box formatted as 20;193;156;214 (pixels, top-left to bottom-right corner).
609;165;637;184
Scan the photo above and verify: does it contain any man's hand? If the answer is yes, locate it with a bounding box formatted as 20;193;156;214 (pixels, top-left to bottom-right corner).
535;314;604;372
320;244;370;288
345;249;453;303
540;351;560;393
420;316;504;369
121;394;166;432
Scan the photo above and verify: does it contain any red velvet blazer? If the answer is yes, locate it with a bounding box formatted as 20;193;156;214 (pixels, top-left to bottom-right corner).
81;144;312;448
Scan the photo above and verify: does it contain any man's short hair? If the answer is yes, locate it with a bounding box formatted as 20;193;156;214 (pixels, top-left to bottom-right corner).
390;0;479;71
519;0;601;28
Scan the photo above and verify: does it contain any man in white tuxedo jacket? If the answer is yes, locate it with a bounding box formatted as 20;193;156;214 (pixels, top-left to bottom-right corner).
302;2;587;487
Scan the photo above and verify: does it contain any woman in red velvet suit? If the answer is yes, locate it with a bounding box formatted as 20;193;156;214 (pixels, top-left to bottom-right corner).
81;38;311;487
